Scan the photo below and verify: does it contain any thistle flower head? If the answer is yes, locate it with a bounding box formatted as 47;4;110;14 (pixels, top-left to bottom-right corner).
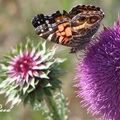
74;19;120;120
0;39;65;106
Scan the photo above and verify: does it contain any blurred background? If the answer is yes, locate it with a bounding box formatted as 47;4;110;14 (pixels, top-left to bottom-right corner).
0;0;120;120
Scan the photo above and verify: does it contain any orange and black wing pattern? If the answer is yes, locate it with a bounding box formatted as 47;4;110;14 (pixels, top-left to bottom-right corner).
32;10;73;45
32;4;104;53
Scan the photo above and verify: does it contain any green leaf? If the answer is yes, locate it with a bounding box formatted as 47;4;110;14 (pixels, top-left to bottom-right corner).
26;38;33;52
49;70;65;78
30;78;35;88
35;79;39;85
23;84;29;94
11;95;21;106
50;79;62;88
3;55;11;60
51;58;66;68
29;92;35;106
24;92;35;106
23;94;30;106
36;88;44;101
5;84;18;96
27;85;35;93
40;79;49;87
16;44;21;53
2;60;9;66
40;52;53;63
6;91;16;104
43;88;52;96
9;50;15;57
38;62;53;70
0;74;7;79
40;72;49;79
39;41;46;53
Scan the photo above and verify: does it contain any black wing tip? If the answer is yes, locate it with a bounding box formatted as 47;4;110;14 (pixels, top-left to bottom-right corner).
31;14;45;28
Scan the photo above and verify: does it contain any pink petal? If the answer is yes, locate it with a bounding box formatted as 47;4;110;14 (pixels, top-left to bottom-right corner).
30;49;36;58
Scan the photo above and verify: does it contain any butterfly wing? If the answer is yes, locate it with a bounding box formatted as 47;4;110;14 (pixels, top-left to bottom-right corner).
69;5;103;18
32;5;105;53
32;11;74;46
67;5;105;52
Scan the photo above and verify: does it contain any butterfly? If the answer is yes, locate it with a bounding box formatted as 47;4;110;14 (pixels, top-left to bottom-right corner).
31;5;104;53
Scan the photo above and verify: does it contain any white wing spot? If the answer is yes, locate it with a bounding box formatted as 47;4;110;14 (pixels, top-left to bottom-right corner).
47;33;54;41
38;21;40;24
41;29;44;32
46;20;49;23
49;28;53;31
39;33;43;36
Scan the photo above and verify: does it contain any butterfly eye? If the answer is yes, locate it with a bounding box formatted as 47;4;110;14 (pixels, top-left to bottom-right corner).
89;16;99;23
79;17;86;22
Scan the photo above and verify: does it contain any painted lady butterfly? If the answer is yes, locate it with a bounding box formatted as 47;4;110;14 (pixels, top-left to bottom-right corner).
32;5;104;53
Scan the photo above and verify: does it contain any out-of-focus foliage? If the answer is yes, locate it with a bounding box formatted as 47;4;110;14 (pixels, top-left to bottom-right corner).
0;0;120;120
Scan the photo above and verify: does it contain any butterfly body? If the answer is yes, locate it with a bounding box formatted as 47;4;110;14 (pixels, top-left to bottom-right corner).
32;5;104;53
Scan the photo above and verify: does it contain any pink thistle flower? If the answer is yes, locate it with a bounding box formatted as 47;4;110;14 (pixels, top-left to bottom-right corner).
0;40;65;106
8;49;37;85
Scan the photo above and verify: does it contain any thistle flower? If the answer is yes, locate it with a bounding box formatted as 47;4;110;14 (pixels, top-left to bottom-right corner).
74;19;120;120
0;39;65;107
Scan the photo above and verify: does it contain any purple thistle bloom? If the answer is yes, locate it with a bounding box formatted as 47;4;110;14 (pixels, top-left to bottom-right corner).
74;19;120;120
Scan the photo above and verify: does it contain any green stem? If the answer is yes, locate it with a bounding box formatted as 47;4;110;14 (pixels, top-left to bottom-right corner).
45;90;67;120
45;95;62;120
48;96;62;120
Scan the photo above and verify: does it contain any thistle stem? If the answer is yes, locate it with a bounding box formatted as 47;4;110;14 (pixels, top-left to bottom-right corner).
45;90;67;120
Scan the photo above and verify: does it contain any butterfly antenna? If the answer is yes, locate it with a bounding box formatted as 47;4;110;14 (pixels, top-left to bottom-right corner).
102;23;108;31
75;53;79;60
